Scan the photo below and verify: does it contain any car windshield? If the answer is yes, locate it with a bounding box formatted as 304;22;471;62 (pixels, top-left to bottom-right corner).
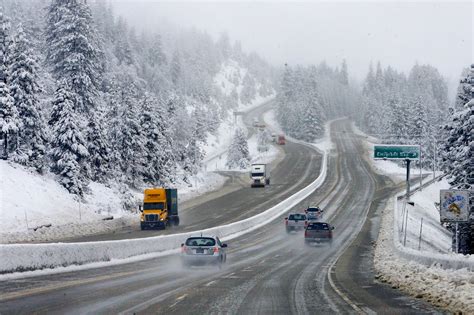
143;202;165;210
306;207;321;212
185;237;216;247
307;223;330;230
251;172;264;177
289;214;306;220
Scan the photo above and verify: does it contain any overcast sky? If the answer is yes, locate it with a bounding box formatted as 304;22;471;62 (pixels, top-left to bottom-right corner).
111;1;472;91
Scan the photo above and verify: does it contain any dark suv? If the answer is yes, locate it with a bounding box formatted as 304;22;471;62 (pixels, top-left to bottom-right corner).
304;222;334;245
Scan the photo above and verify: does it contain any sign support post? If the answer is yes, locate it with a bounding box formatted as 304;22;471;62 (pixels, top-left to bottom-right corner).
419;147;422;191
406;159;411;200
455;222;459;254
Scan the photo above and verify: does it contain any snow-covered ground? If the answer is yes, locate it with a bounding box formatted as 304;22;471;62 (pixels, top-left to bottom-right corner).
0;59;275;244
0;116;330;278
359;124;474;313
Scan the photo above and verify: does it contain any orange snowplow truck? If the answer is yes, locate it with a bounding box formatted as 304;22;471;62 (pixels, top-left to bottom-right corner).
140;188;179;230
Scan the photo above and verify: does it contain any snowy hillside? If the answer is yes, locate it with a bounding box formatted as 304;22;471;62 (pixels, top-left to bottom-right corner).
214;59;274;109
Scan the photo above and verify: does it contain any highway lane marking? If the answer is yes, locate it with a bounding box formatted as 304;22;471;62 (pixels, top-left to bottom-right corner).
0;268;157;302
204;280;217;286
168;293;188;308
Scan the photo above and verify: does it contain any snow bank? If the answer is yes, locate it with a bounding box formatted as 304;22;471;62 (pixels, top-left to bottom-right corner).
0;140;327;274
375;195;474;313
357;119;474;312
0;161;131;236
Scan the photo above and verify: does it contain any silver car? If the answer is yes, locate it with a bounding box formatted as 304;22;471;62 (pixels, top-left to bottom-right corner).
285;213;308;232
181;236;227;267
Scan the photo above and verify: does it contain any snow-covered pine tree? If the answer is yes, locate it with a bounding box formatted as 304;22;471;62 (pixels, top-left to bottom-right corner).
49;81;89;196
302;69;325;141
45;0;103;114
9;23;48;172
339;59;349;86
240;73;257;105
139;92;172;186
226;128;250;169
0;9;19;159
170;49;182;89
86;108;110;182
147;33;166;68
455;67;471;110
440;64;473;254
117;84;145;188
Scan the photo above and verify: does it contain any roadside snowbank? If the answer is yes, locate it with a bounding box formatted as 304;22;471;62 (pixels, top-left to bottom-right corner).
0;139;328;275
375;195;474;313
0;161;131;236
0;96;274;244
357;122;474;312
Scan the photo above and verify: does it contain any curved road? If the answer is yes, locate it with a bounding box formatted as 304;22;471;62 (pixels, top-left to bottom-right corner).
0;119;441;314
57;101;322;242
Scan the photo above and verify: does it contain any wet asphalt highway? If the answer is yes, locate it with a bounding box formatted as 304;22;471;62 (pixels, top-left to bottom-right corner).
0;119;440;314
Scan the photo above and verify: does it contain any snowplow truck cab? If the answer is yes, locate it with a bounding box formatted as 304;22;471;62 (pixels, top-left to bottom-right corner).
140;188;179;230
250;164;270;187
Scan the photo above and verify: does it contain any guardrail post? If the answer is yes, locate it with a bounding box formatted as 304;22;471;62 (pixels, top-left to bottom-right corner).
418;217;423;251
403;205;409;247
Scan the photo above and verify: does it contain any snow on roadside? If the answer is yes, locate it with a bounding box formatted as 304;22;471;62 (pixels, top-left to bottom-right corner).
355;122;474;312
374;194;474;313
0;95;275;244
0;118;330;277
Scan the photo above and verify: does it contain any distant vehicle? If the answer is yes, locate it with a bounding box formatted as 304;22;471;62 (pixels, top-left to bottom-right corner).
140;188;179;230
257;144;269;152
181;236;227;268
305;206;324;221
285;213;308;233
277;134;286;145
271;133;277;142
250;163;270;187
304;222;334;245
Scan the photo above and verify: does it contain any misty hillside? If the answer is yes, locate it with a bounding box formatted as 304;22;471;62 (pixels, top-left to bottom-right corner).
0;0;275;206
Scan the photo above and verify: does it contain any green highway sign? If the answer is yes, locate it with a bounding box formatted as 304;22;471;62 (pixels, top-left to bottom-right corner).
373;145;420;160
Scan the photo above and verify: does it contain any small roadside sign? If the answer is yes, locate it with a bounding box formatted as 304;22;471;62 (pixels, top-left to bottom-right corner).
373;144;420;160
440;190;471;223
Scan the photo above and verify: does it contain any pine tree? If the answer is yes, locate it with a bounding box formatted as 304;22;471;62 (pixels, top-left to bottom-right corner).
49;82;89;196
455;67;471;110
240;73;256;105
339;59;349;85
120;90;145;188
170;49;182;88
226;128;250;169
139;92;175;186
147;33;166;67
45;0;103;114
0;9;19;159
440;65;473;254
86;109;110;182
9;24;48;172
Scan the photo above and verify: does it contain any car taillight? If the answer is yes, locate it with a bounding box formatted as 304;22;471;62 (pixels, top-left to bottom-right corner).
213;247;219;253
285;218;288;226
181;245;187;253
304;231;308;237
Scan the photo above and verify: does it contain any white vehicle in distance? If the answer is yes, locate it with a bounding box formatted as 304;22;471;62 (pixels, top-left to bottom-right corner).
284;213;308;233
250;163;270;187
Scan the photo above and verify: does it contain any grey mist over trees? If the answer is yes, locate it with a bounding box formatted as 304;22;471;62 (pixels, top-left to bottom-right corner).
0;0;274;204
0;0;470;229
